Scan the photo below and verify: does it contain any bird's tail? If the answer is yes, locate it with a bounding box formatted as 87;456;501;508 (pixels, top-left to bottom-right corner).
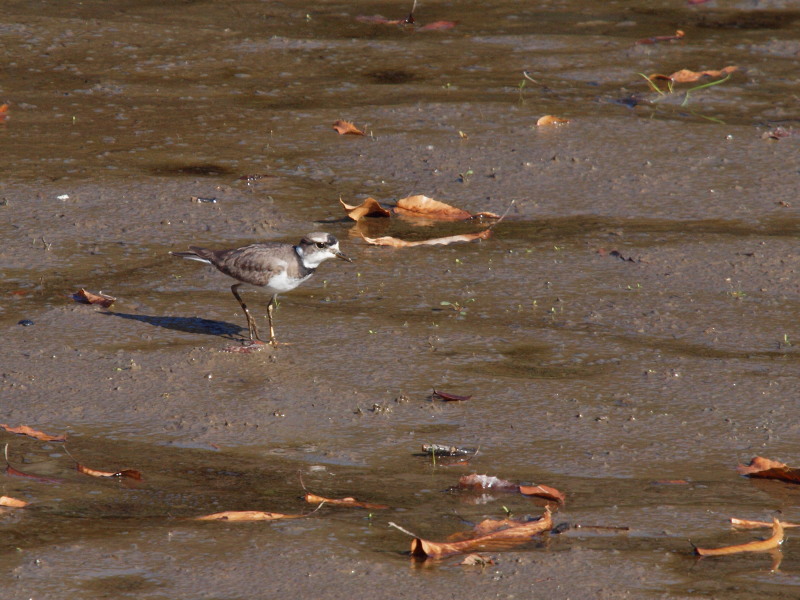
169;250;212;264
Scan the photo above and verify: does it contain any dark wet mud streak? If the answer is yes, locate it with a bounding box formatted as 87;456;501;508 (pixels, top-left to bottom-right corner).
2;0;800;598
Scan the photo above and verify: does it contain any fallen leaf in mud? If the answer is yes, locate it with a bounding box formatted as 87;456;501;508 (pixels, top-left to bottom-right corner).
536;115;570;126
395;195;471;220
0;495;28;508
0;104;9;122
432;389;472;402
732;518;800;529
0;424;67;442
636;29;685;45
460;553;495;566
304;492;389;510
362;229;492;248
394;195;500;221
71;288;116;308
651;66;738;83
694;518;784;556
519;484;566;503
340;197;392;221
195;510;305;521
736;456;800;483
332;120;366;136
410;506;552;559
458;473;519;492
418;20;457;31
75;461;142;480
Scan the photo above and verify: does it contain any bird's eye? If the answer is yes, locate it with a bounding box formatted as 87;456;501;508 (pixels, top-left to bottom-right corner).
316;242;326;249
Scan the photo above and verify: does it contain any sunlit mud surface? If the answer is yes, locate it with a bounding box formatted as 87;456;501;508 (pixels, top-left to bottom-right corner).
3;0;800;598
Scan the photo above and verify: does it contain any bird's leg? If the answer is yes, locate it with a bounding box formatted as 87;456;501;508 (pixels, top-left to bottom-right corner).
230;283;262;343
266;295;278;346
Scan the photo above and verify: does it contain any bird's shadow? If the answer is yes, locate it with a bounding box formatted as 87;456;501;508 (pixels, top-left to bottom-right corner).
100;311;243;340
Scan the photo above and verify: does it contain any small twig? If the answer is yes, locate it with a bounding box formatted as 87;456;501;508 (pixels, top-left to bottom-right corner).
388;521;419;538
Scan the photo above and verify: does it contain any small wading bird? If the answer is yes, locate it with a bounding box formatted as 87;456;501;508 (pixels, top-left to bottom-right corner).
170;232;352;346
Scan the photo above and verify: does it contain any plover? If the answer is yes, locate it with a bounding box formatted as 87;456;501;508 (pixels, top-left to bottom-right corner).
170;232;352;345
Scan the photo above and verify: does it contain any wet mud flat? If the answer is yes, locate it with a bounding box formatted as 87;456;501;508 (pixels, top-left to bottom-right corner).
3;0;800;598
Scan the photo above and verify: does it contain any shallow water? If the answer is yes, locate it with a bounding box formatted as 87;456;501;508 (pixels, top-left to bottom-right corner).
3;0;800;598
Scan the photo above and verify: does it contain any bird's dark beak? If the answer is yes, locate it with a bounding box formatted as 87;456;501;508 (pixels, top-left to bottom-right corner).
335;249;353;263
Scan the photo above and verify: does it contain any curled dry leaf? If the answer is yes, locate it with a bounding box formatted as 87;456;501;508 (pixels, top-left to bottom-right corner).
362;229;491;248
732;518;800;530
695;518;784;556
736;456;800;484
536;115;570;126
195;510;305;521
395;195;472;220
519;483;566;503
339;197;392;221
0;424;67;442
0;495;28;508
332;120;366;136
410;506;552;559
304;492;389;510
76;462;142;480
650;66;738;83
72;288;116;308
394;195;500;221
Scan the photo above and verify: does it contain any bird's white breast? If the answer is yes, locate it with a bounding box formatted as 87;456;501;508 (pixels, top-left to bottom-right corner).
263;269;313;293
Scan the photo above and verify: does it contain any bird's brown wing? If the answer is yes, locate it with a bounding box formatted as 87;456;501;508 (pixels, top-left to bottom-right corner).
199;244;288;287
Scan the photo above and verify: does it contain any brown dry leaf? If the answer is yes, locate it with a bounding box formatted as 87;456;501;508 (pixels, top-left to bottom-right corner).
667;66;738;83
736;456;800;483
195;510;305;521
519;483;566;503
536;115;570;126
76;462;142;480
0;495;29;508
695;518;784;556
304;492;389;510
72;288;116;308
410;506;552;559
0;424;67;442
339;197;391;221
458;473;519;492
732;518;800;529
362;229;492;248
395;195;473;220
332;120;366;136
432;389;472;402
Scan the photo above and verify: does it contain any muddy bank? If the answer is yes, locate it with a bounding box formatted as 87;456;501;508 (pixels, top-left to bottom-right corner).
3;0;800;598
